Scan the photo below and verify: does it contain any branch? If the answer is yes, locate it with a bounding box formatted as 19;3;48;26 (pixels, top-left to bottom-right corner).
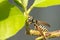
26;29;60;40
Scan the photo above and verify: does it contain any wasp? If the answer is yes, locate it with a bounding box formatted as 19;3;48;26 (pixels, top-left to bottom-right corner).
26;16;50;40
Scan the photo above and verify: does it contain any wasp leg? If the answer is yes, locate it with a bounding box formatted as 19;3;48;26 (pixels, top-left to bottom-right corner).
25;21;31;35
34;23;46;40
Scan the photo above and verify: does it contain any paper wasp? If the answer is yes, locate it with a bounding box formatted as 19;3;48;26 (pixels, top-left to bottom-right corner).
25;16;50;40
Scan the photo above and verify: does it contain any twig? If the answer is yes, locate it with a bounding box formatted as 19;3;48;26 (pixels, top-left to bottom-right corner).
26;29;60;40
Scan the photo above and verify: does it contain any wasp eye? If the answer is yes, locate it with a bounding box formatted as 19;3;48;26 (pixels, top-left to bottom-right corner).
28;16;33;20
27;16;34;24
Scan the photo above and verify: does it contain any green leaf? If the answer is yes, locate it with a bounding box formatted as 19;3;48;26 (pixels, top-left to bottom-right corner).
33;0;60;7
0;0;26;40
0;0;4;3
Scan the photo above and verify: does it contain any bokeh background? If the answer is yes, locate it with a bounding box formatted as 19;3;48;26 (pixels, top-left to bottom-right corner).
8;0;60;40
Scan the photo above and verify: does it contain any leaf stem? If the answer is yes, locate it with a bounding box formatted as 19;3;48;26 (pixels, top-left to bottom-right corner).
24;7;28;18
27;4;34;14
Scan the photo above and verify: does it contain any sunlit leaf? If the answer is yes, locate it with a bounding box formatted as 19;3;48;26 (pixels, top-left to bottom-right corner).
34;0;60;7
0;0;4;3
0;0;26;40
